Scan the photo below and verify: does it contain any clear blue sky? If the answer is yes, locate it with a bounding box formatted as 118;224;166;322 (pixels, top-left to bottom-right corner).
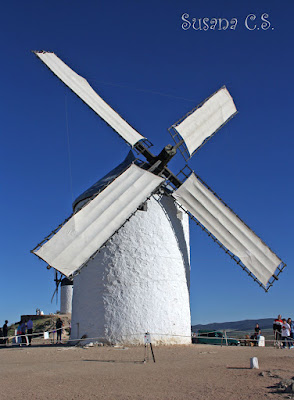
1;0;293;326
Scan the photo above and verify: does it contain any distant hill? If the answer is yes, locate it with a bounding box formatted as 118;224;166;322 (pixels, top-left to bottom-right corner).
192;318;275;332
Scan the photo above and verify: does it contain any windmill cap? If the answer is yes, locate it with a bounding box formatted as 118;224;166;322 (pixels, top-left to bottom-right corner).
61;277;73;286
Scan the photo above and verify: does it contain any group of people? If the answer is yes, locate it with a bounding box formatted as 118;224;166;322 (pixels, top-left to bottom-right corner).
273;315;294;349
16;318;34;346
1;317;64;346
16;318;64;345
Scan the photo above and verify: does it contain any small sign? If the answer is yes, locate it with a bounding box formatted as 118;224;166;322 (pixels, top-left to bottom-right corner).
144;333;151;344
44;332;49;340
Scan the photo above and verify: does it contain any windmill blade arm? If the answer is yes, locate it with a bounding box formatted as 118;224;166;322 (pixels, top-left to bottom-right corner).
170;86;237;158
172;173;285;289
51;287;58;303
34;51;145;147
32;164;164;277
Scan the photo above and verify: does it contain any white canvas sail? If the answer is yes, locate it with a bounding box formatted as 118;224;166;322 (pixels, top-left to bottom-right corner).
174;87;237;156
35;51;145;146
33;165;164;277
172;173;282;286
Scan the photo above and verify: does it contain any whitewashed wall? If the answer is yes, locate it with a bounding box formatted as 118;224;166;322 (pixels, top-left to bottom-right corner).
71;193;191;345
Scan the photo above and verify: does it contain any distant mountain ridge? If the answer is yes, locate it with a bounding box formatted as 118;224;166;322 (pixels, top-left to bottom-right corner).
192;318;275;332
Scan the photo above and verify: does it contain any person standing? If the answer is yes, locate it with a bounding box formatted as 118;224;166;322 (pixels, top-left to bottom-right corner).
56;318;63;344
3;320;8;345
27;319;33;346
17;323;22;346
281;318;291;349
273;315;283;347
20;319;27;346
0;328;3;344
287;318;294;348
290;318;294;341
254;323;261;345
250;323;261;346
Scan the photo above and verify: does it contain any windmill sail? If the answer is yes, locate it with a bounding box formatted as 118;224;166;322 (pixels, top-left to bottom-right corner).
34;51;145;147
32;164;164;277
172;173;283;287
172;87;237;157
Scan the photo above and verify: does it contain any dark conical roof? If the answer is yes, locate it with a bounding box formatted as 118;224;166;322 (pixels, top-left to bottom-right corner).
73;150;136;212
61;277;73;286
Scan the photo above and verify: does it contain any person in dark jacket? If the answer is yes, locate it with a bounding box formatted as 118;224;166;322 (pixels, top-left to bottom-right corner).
3;320;8;345
56;318;63;343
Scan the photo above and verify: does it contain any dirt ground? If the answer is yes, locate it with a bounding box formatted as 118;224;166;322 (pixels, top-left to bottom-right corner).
1;343;294;400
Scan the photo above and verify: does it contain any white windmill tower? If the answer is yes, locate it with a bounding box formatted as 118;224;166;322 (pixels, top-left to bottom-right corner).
32;51;286;345
50;270;73;315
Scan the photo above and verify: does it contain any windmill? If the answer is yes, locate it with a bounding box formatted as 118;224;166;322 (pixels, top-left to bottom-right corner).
51;270;62;304
31;51;286;345
48;268;73;314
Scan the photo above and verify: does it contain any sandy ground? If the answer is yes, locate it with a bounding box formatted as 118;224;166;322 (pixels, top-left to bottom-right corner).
1;343;294;400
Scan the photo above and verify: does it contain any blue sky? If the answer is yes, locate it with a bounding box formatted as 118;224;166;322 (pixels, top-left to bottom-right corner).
1;0;293;326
